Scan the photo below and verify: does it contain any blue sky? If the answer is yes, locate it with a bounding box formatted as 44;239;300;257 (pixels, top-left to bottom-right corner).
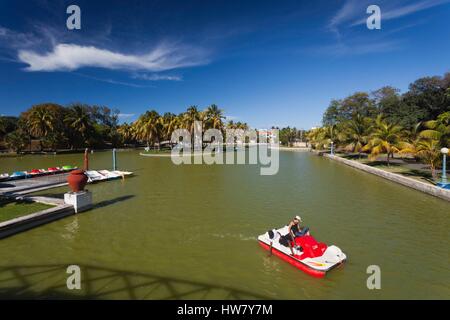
0;0;449;129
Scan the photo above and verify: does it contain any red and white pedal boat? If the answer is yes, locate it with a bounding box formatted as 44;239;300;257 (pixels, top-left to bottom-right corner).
258;226;347;278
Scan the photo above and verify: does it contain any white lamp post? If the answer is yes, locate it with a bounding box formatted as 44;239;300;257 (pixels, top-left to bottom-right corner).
441;147;448;185
330;141;334;155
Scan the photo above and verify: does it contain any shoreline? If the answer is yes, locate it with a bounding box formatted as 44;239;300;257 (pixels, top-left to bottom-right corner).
323;153;450;202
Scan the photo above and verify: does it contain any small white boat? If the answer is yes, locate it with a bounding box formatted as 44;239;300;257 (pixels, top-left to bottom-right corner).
98;170;122;179
85;170;107;183
0;173;10;181
112;170;133;177
85;170;133;183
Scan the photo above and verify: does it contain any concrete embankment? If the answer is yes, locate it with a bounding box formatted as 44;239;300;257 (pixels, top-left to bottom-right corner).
323;153;450;202
0;203;75;239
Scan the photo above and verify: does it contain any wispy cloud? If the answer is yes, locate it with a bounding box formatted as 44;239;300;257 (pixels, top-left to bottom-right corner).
350;0;450;26
73;72;154;88
311;40;403;56
225;115;239;121
118;113;136;118
132;73;182;81
329;0;450;33
0;26;43;50
18;43;210;72
328;0;362;37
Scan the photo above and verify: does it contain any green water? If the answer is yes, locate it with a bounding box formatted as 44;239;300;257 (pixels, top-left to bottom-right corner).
0;150;449;299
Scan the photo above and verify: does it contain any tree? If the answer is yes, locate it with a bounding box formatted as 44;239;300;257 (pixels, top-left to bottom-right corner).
403;75;449;120
363;115;404;165
133;110;161;148
307;125;336;150
340;92;377;120
5;130;28;153
182;106;201;150
342;114;370;157
420;111;450;148
161;112;182;145
322;100;341;126
0;117;6;136
371;86;423;129
205;104;225;131
64;104;95;148
401;139;441;179
117;122;135;146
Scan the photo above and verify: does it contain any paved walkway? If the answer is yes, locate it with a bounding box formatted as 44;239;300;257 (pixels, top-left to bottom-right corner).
0;173;69;195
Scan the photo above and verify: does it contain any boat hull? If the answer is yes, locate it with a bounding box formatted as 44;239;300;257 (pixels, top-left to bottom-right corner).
258;240;326;278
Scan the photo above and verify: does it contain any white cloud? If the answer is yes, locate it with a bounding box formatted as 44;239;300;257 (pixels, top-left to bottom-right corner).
118;113;136;118
73;73;153;88
132;73;182;81
0;26;42;49
329;0;449;33
18;43;209;72
350;0;450;26
328;0;363;36
311;40;402;56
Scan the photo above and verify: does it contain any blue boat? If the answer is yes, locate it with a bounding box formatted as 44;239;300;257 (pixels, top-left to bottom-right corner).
10;171;28;180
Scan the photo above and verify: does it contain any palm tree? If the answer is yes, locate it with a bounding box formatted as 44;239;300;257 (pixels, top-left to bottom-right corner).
416;139;441;179
307;125;336;150
235;122;249;131
64;105;94;148
420;111;450;148
26;106;56;138
25;104;66;151
133;110;161;148
182;106;201;150
117;122;135;145
205;104;225;131
363;115;404;165
343;115;370;157
161;112;181;144
400;138;441;179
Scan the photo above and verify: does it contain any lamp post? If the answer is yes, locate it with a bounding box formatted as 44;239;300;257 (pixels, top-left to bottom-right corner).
330;141;334;156
441;147;449;185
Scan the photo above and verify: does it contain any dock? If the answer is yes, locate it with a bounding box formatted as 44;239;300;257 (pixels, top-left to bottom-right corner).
0;173;70;196
0;170;133;239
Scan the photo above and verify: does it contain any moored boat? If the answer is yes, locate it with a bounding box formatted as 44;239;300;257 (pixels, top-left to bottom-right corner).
10;171;28;180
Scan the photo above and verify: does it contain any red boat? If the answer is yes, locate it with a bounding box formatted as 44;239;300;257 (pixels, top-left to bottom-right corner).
258;226;346;278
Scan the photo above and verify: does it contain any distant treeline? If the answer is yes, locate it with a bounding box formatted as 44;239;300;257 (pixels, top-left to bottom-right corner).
0;104;252;152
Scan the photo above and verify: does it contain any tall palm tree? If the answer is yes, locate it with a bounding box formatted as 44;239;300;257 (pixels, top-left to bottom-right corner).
133;110;161;148
205;104;225;131
64;105;94;148
343;115;370;157
363;115;404;165
117;122;135;145
161;112;180;142
182;106;201;150
26;104;66;150
400;138;441;179
307;125;336;150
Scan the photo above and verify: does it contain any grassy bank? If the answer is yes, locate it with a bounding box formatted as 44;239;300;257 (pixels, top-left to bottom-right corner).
0;200;53;223
335;153;436;185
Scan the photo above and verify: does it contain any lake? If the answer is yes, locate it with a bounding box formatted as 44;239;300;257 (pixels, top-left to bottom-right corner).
0;150;449;299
